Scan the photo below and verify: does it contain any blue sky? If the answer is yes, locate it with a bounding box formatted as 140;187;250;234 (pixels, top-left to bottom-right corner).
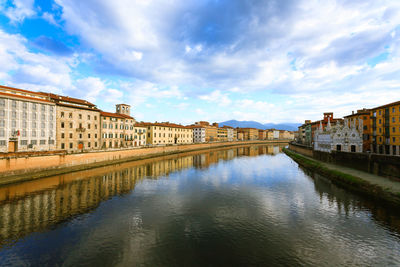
0;0;399;124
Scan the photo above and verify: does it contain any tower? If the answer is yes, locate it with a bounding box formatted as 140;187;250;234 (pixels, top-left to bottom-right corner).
116;104;131;116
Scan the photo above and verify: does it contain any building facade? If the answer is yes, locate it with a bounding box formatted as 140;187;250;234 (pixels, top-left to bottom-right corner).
0;85;56;153
45;93;101;152
145;122;193;145
344;109;371;152
133;123;147;147
222;126;235;141
192;126;206;143
217;127;228;142
194;121;218;142
100;104;136;149
370;101;400;155
314;118;363;153
237;128;259;140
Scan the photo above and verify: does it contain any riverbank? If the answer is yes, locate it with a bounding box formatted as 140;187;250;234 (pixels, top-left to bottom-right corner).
0;140;287;186
283;148;400;206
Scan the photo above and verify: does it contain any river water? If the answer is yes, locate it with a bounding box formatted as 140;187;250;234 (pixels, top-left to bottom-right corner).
0;144;400;266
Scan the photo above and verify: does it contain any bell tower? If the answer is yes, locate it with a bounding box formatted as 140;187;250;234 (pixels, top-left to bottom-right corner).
116;104;131;116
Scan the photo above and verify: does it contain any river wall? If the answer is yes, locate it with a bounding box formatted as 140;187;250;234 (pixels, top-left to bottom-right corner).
0;140;287;185
289;143;400;179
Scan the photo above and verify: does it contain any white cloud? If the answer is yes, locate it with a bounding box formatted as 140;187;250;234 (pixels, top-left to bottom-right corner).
199;90;231;107
0;0;35;22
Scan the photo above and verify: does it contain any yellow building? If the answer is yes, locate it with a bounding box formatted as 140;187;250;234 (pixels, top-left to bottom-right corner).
133;123;147;147
370;101;400;155
217;127;228;142
237;128;259;140
143;122;193;145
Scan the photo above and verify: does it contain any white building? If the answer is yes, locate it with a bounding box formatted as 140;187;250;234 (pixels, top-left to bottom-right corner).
193;127;206;143
0;85;56;153
225;127;234;142
314;118;363;153
273;130;280;139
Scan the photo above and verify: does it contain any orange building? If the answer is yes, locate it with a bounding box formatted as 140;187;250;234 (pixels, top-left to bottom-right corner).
344;108;371;152
370;101;400;155
237;128;259;140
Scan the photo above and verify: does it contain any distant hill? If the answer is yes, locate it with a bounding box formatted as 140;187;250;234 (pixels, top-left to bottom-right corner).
219;120;301;131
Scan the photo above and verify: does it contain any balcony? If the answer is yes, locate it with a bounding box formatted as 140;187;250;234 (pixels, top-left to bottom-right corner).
76;127;86;132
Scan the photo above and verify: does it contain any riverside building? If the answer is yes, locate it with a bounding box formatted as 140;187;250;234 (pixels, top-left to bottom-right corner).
100;104;136;149
144;122;193;145
0;85;56;153
370;101;400;155
44;93;101;152
192;126;206;143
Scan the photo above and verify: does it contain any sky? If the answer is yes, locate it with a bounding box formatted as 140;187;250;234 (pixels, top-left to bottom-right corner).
0;0;399;125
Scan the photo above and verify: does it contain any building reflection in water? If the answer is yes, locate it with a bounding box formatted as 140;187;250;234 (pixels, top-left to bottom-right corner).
0;145;285;245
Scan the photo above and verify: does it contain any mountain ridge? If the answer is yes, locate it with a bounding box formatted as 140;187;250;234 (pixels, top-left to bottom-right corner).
218;120;301;131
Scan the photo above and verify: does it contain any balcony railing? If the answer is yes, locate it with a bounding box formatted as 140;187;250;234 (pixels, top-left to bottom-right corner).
76;127;86;132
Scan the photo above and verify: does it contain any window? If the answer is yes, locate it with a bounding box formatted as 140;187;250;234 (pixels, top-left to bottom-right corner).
95;124;97;129
32;122;37;129
41;105;45;112
69;113;72;118
23;112;27;119
393;107;395;113
0;129;4;137
88;133;91;138
32;113;37;120
31;140;37;145
11;120;16;127
79;114;82;119
393;127;396;133
94;116;97;120
22;130;26;137
41;122;45;129
40;140;46;145
12;101;17;108
393;117;396;123
88;123;91;129
379;119;381;124
0;140;5;146
61;112;64;118
50;115;54;121
88;115;90;120
79;133;82;139
95;142;97;147
0;110;4;117
61;143;65;149
41;114;45;121
61;133;65;138
103;123;107;129
0;99;5;107
32;130;36;137
32;103;36;110
0;120;4;128
23;102;27;109
20;140;27;145
88;142;91;148
61;122;65;128
49;140;54;144
12;111;16;119
393;137;396;143
41;130;45;137
69;122;73;128
69;133;73;138
50;106;54;112
69;143;73;149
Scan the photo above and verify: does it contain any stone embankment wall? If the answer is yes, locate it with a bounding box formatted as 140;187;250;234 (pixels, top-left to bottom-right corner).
0;140;288;184
289;143;400;179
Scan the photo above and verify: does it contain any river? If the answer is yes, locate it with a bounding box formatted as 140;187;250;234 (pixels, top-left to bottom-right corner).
0;144;399;266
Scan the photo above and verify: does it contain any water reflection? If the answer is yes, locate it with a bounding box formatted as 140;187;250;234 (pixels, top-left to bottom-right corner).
0;144;284;245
